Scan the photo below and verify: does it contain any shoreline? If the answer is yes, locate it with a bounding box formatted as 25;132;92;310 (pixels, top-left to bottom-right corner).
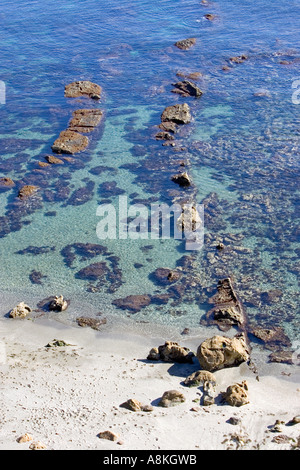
1;308;300;450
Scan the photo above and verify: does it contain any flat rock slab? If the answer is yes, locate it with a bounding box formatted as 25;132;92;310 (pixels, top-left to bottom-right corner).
68;109;103;133
51;130;89;154
65;81;102;99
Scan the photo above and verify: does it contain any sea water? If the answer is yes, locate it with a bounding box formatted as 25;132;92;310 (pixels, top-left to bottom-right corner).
0;0;299;346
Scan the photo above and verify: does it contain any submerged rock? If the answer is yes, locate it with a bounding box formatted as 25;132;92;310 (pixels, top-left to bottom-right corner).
68;109;104;133
250;326;291;350
65;81;102;100
174;38;196;50
9;302;32;319
51;130;89;154
112;294;151;313
152;267;181;284
197;334;250;372
75;262;108;281
161;103;191;124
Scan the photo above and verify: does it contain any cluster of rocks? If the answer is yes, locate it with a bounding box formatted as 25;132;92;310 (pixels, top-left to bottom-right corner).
52;81;103;155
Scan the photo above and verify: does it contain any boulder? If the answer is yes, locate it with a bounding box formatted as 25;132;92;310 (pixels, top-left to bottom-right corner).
65;81;102;99
9;302;32;319
112;294;151;313
184;370;216;387
171;80;203;98
68;109;103;133
171;172;191;187
222;381;249;407
48;295;68;312
202;380;216;406
18;185;39;199
147;341;194;363
196;333;250;372
161;103;191;124
158;390;186;407
51;130;89;154
120;398;153;412
97;430;119;441
174;38;196;50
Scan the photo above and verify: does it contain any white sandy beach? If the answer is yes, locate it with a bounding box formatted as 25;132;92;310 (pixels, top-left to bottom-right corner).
0;310;299;452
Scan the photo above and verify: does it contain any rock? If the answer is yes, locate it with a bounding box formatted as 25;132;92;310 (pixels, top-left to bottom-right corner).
147;341;194;363
38;161;50;168
268;351;293;364
250;326;291;350
17;433;33;443
202;380;216;406
272;435;292;444
29;441;47;450
161;103;191;124
184;370;216;387
153;267;181;284
174;38;196;50
229;55;248;64
227;417;242;426
9;302;32;319
51;130;89;154
68;109;103;133
222;381;249;407
155;131;174;141
45;339;74;348
204;13;216;21
29;270;47;285
112;294;151;313
158;390;186;407
75;262;108;281
158;121;178;133
204;278;246;330
45;155;64;165
197;334;250;372
176;205;202;232
65;81;102;99
0;177;15;187
18;185;39;199
97;430;119;441
269;419;285;433
120;398;153;412
171;172;191;187
171;80;203;98
76;316;107;330
287;415;300;426
48;295;68;312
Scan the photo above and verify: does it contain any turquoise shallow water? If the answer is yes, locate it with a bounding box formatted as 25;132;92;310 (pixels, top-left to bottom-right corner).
0;0;299;346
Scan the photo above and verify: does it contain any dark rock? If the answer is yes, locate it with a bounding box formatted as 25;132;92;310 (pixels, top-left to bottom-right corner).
64;81;102;100
152;267;181;284
112;294;151;313
29;270;47;285
250;326;291;350
61;243;107;267
49;295;68;311
158;121;178;133
67;181;95;206
75;262;108;281
174;38;196;50
51;130;89;154
15;245;55;256
161;103;191;124
171;172;191;187
155;131;174;141
171;80;203;98
147;341;194;363
99;181;125;197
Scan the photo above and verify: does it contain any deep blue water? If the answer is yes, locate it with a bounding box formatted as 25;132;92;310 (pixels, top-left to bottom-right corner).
0;0;299;345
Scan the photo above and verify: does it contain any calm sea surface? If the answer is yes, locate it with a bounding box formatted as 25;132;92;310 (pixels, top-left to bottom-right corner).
0;0;299;344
